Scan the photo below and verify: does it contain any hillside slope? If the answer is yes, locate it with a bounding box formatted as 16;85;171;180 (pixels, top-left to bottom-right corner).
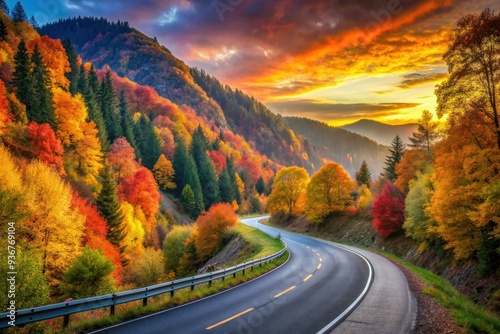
341;119;417;146
39;17;315;172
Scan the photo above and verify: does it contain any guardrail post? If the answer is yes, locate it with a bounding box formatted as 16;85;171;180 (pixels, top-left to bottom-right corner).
191;281;194;291
63;314;69;327
110;304;115;316
233;272;236;279
243;268;245;275
143;297;148;307
170;290;174;297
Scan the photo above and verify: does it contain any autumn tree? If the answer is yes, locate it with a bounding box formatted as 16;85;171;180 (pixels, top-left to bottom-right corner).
383;135;405;181
404;169;440;252
0;80;12;134
163;225;193;276
267;166;309;215
357;184;373;209
305;162;355;223
355;160;371;187
153;154;176;190
107;137;139;180
120;201;145;263
436;8;500;149
61;247;115;299
194;203;238;262
22;161;85;288
97;166;126;256
26;121;64;174
408;110;440;164
371;181;405;238
124;248;165;287
11;2;27;23
394;149;427;192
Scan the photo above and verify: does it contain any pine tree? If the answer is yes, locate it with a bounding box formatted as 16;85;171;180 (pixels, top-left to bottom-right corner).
191;125;220;209
408;110;440;165
355;160;372;187
87;64;100;94
119;90;140;157
11;1;27;23
62;38;80;95
0;19;7;42
78;64;109;150
181;184;196;214
256;176;265;195
383;135;405;181
12;39;32;111
219;167;235;203
100;69;122;142
173;137;204;217
29;15;39;29
0;0;9;16
135;114;160;169
30;45;55;126
96;166;127;256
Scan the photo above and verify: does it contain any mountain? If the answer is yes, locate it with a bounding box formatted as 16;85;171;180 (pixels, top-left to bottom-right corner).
284;117;389;178
341;119;417;146
39;17;315;172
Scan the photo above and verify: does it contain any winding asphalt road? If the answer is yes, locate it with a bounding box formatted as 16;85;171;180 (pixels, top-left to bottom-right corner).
94;217;415;334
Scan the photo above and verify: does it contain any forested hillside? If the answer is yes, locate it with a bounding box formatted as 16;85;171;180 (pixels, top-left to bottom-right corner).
284;116;388;177
0;7;276;310
39;17;315;172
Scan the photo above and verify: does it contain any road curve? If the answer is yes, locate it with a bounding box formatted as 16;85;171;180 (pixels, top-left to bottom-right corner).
93;217;413;334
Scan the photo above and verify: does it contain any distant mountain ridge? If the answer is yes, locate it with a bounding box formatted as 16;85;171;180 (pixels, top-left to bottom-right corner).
341;119;417;146
284;117;389;178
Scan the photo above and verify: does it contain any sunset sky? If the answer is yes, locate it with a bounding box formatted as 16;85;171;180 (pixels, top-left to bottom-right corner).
9;0;500;125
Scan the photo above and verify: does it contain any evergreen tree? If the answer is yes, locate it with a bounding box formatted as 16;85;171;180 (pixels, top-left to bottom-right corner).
408;110;440;165
355;160;372;187
62;38;80;95
226;157;241;204
219;167;235;203
100;69;122;142
135;114;160;169
383;135;406;181
78;64;109;150
256;176;265;195
191;125;220;209
29;15;39;29
173;137;204;217
11;1;27;23
181;184;196;215
12;39;32;111
0;0;9;16
119;90;140;158
30;45;55;126
96;166;127;256
0;19;7;42
87;64;100;95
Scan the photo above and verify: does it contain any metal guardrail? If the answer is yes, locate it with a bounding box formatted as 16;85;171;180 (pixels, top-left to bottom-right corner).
1;243;287;329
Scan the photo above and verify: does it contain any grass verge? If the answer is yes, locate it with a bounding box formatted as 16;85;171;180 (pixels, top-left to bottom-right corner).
16;223;287;334
380;251;500;334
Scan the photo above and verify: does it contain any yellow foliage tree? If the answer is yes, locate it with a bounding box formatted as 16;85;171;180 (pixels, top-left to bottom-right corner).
22;161;84;288
306;162;355;223
357;184;373;209
53;88;86;146
153;154;176;190
267;166;309;215
73;121;104;187
120;202;145;263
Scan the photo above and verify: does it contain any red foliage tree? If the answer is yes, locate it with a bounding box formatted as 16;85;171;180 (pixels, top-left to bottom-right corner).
208;150;226;174
26;121;65;174
0;80;12;133
237;154;261;182
71;194;123;282
107;137;139;180
371;181;405;238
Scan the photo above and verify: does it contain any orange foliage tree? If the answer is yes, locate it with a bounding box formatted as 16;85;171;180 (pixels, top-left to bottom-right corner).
71;194;122;283
194;203;238;262
394;149;427;192
26;121;64;174
27;36;70;89
107;137;139;180
208;150;226;174
0;80;11;134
